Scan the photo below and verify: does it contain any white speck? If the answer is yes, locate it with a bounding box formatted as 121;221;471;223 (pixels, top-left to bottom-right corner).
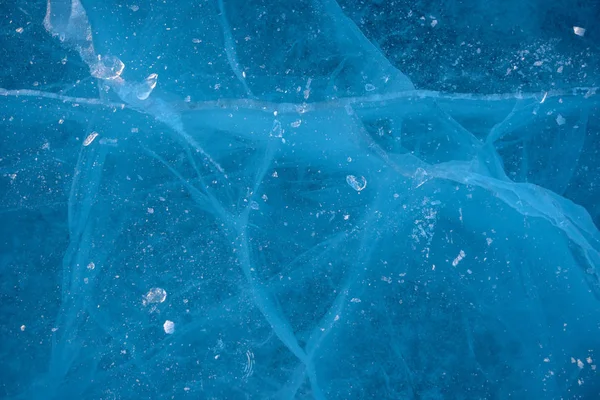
147;207;154;214
261;194;268;202
16;27;24;34
533;60;543;67
452;250;466;267
573;26;586;37
163;320;175;334
364;83;376;92
557;66;564;73
242;71;246;79
249;201;259;210
20;325;25;331
346;175;367;191
587;357;593;364
430;20;438;28
334;315;340;321
577;359;585;369
130;5;139;12
540;92;548;104
51;327;58;332
272;171;278;178
350;298;361;303
290;120;302;128
486;237;493;246
214;354;220;360
143;287;167;306
184;95;191;102
556;114;566;126
192;38;201;43
343;214;350;220
467;269;472;274
83;132;99;146
87;262;95;270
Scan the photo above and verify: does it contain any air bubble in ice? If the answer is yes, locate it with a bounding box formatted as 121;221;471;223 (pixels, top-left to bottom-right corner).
346;175;367;192
163;320;175;334
136;73;159;100
90;55;125;80
142;287;167;306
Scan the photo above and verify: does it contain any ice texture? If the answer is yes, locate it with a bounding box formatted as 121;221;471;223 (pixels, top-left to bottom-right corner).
1;0;599;399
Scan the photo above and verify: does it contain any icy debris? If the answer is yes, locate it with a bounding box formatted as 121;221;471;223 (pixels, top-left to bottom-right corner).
20;325;25;331
364;83;376;92
430;19;438;28
573;26;586;37
142;287;167;306
90;55;124;80
452;250;466;267
163;320;175;334
346;175;367;192
87;262;95;270
83;132;99;146
556;114;566;126
135;73;158;100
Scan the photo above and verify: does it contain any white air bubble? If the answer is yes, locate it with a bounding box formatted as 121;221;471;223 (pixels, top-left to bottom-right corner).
163;320;175;334
83;132;99;146
346;175;367;192
573;26;586;37
143;287;167;306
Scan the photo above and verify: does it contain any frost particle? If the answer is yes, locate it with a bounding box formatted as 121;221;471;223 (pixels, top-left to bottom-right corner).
573;26;586;37
556;114;566;126
83;132;99;146
163;320;175;334
346;175;367;191
452;250;466;267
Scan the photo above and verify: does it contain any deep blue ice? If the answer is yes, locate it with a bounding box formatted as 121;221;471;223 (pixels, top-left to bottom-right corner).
1;0;600;398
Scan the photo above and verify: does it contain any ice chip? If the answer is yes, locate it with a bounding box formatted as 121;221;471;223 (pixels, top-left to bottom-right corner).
346;175;367;192
573;26;586;36
163;320;175;334
142;287;167;306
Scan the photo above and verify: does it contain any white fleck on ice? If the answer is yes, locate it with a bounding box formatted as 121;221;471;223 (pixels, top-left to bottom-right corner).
533;60;543;67
364;83;376;92
143;287;167;306
163;320;175;334
346;175;367;191
577;359;585;369
573;26;586;37
16;27;24;34
430;20;438;28
556;114;566;126
87;262;95;270
452;250;466;267
20;325;25;331
83;132;99;146
350;298;361;303
147;207;154;214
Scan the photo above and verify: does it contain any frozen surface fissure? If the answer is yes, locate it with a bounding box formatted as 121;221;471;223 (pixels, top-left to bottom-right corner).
1;0;599;399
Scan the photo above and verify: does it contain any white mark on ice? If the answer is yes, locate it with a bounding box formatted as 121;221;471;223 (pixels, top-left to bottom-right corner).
242;350;255;380
452;250;466;267
346;175;367;191
20;325;25;331
365;83;376;92
540;92;548;103
87;262;95;270
573;26;586;37
142;287;167;306
163;320;175;334
83;131;99;146
556;114;566;126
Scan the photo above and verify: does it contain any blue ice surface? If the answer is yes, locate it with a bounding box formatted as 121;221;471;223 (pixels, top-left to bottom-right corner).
1;0;600;398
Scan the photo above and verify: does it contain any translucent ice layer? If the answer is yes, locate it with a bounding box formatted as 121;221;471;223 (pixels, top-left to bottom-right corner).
1;0;599;399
